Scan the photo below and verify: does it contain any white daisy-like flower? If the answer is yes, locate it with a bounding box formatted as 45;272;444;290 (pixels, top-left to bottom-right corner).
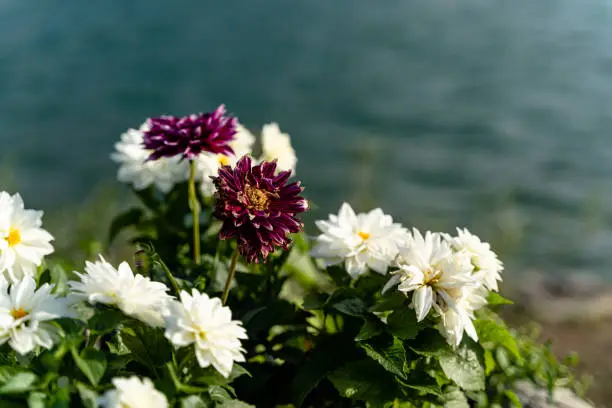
259;122;297;174
0;276;74;355
111;123;189;193
445;228;504;291
99;376;168;408
310;203;409;278
438;285;487;346
0;192;54;282
196;123;256;196
163;290;247;378
68;255;171;327
382;229;477;322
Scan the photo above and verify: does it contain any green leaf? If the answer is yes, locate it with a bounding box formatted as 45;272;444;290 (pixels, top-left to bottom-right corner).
387;308;421;340
443;386;469;408
216;401;256;408
195;365;250;386
71;347;107;386
359;335;407;379
504;390;522;407
332;298;367;317
400;373;443;397
120;324;172;369
27;392;47;408
89;308;127;334
109;207;145;244
355;316;384;341
438;343;485;392
301;292;326;310
483;349;496;376
486;292;513;306
475;318;521;360
290;335;352;406
369;292;406;313
410;329;453;357
76;382;99;408
0;372;37;394
50;264;70;296
181;395;211;408
328;359;399;405
165;363;208;394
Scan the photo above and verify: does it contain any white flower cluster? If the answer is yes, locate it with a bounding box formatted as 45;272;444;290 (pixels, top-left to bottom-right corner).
69;258;248;378
311;203;504;346
99;376;168;408
112;120;297;197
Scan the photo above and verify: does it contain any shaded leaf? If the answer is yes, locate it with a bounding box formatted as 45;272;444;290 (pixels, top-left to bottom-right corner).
328;359;399;405
438;343;485;392
71;347;107;387
355;316;384;341
109;207;145;244
387;308;421;340
0;372;37;395
359;335;407;379
475;318;520;360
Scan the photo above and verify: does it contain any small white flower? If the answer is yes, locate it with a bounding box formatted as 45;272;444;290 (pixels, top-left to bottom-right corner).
99;376;168;408
0;192;54;282
445;228;504;291
196;123;256;196
112;123;189;193
68;255;171;327
259;122;297;174
311;203;409;278
383;229;477;322
164;290;247;378
0;276;74;355
438;286;487;346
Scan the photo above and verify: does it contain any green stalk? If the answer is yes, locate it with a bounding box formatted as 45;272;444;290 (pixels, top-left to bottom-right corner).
222;247;240;305
188;160;201;264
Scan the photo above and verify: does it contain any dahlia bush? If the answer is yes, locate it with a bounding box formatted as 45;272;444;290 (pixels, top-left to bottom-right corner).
0;106;585;407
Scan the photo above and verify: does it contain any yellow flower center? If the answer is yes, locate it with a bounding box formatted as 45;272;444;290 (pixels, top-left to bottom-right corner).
218;155;230;166
244;185;272;211
5;228;21;247
10;307;28;320
423;267;441;286
357;231;370;241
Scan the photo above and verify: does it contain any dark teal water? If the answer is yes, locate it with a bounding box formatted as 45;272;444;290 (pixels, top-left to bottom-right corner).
2;0;612;275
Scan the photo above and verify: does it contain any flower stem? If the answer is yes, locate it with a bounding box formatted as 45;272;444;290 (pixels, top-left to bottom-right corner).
155;256;181;298
188;160;201;264
222;247;240;305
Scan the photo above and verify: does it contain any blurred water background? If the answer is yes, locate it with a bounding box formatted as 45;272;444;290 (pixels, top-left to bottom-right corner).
2;0;612;278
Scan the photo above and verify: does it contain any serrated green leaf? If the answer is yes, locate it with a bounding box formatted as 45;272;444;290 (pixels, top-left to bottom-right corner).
332;298;367;317
387;308;421;340
121;324;172;369
486;292;513;306
438;343;485;392
328;359;399;405
475;318;521;361
71;347;106;387
216;401;255;408
360;336;407;379
355;316;384;341
443;386;469;408
410;329;453;357
369;292;407;313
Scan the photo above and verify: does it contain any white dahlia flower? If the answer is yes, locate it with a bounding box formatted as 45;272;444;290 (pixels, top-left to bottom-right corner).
68;255;171;327
0;276;74;354
259;122;297;174
0;192;54;282
163;290;247;378
99;376;168;408
311;203;409;278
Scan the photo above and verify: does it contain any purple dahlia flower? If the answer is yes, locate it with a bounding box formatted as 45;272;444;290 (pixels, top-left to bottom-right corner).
212;155;309;263
143;105;237;161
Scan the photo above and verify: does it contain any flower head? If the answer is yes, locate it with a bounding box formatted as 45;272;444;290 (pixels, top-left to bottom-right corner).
437;285;487;346
163;290;247;378
0;276;74;354
0;192;54;282
212;155;309;263
196;123;256;196
259;122;297;174
311;203;409;278
99;376;168;408
142;105;237;161
112;123;189;193
445;228;504;291
68;256;171;327
383;229;477;322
